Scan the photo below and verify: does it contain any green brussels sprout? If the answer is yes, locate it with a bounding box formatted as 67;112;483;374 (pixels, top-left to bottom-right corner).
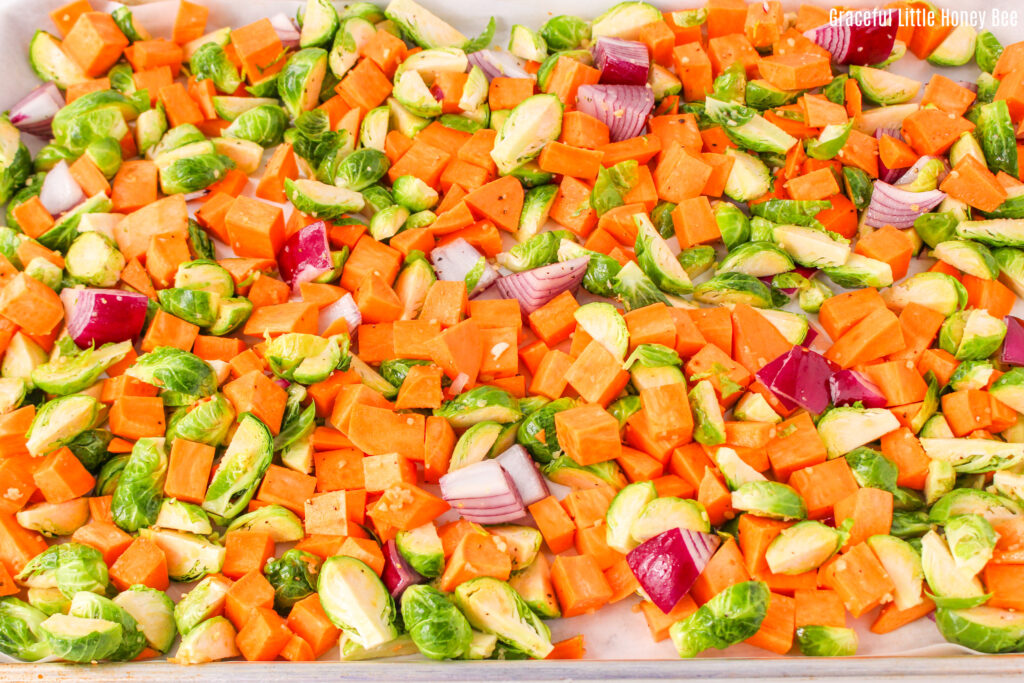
797;625;858;656
173;259;233;297
287;109;345;170
625;343;684;391
189;42;242;94
60;429;112;474
516;396;575;463
0;122;29;205
454;577;552;659
107;62;136;95
733;391;781;423
772;224;851;270
508;23;547;62
672;246;715;281
848;65;919;105
543;456;627;492
68;591;147;662
135;105;168;156
154;498;213;535
957;218;1024;248
65;231;124;288
816;407;901;459
845;447;898;493
591;1;660;39
112;586;176;654
149;122;207;158
111;438;168;533
709;62;745;104
127;347;217;405
226;505;304;543
705;97;796;156
939;308;1007;361
329;148;390;193
172;615;240;664
930;488;1022;526
25;394;100;457
936;605;1024;653
328;16;376;78
573;302;629;360
496;231;567;273
634;213;692;295
174;575;232;636
945;514;997;577
299;0;340;47
0;598;51;662
630;497;710;551
867;534;925;611
716;241;794;278
17;543;108;598
275;384;317;452
39;613;122;663
889;509;932;539
318;556;398;648
389;175;439;213
539;15;590;50
31;340;131;397
33;144;74;172
976;100;1018;178
975;30;1003;74
38;192;113;254
822;253;894;289
807;122;854;162
669;581;769;658
611;260;669;311
921;529;989;608
368;204;410;241
765;520;844;575
264;549;321;612
158;153;235;195
15;498;89;538
731;481;806;520
689;379;726;445
842;166;874;210
224;105;288;147
158;288;220;328
435;386;522;429
949;360;995;394
95;455;128;496
402;584;473;660
84;137;123;179
884;271;967;317
396;523;445;578
925;459;956;506
711;202;748;250
139;527;225;582
590;160;639;216
24;257;62;291
604;481;657;554
201;414;274;521
266;332;349;384
26;587;69;617
205;297;253;336
693;271;777;308
556;238;622;298
491;94;563;176
279;48;329;119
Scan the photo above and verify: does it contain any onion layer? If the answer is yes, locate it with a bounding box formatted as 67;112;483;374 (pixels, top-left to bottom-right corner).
576;84;655;142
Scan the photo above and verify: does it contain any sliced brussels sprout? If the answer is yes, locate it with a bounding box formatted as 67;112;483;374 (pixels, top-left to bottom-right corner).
939;308;1007;361
920;529;989;608
25;394;100;457
454;578;553;659
401;584;473;660
127;347;217;405
16;499;90;538
300;0;340;47
95;456;129;497
867;534;924;610
318;555;398;648
112;586;176;654
0;598;51;662
936;605;1024;653
805;122;852;161
797;625;858;657
669;581;769;658
634;213;692;294
508;24;546;61
202;414;274;520
689;379;726;445
717;242;794;277
39;613;122;663
139;527;225;582
16;543;108;598
733;391;781;423
957;218;1024;248
539;15;591;50
190;42;242;94
155;498;213;535
845;447;897;493
605;481;658;554
732;481;806;521
930;488;1022;526
435;386;522;428
678;245;718;279
224;104;288;147
816;407;901;459
516;397;575;464
933;241;1000;280
174;575;232;635
264;548;321;612
883;271;967;317
849;65;920;105
491;94;563;176
772;224;851;268
32;340;132;396
945;514;996;577
925;460;956;506
279;48;329;119
765;520;842;575
630;497;710;543
693;272;778;308
158;153;235;195
111;438;168;533
64;231;124;288
171;616;239;664
396;523;444;578
68;591;146;662
822;253;893;289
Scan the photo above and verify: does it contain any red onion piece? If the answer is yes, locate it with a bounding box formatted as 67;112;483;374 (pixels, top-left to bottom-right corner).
319;293;361;335
272;377;291;390
494;256;588;315
756;346;834;414
576;84;655;142
60;287;149;348
801;325;819;349
277;220;332;291
1002;316;1024;366
828;369;888;408
803;9;898;66
9;83;64;139
40;161;86;216
467;50;534;80
593;37;650;86
864;181;946;229
495;445;549;506
439;460;526;523
627;528;720;614
874;126;907;184
382;539;426;600
269;12;301;48
431;238;498;296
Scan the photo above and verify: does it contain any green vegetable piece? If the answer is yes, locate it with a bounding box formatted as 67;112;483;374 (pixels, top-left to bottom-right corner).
39;614;122;663
0;598;51;662
797;625;858;656
318;556;398;649
189;42;242;94
202;414;274;521
16;543;108;598
669;581;769;657
264;549;322;611
454;577;553;659
402;584;473;660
